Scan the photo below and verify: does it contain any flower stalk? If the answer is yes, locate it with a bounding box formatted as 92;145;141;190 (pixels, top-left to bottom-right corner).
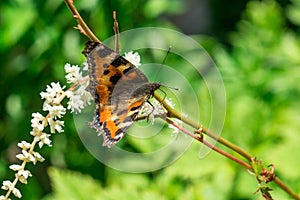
0;64;92;199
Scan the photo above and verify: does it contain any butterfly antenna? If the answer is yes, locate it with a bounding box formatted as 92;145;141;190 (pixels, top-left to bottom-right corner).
155;46;179;92
153;46;172;79
161;85;179;91
162;46;172;65
113;11;120;53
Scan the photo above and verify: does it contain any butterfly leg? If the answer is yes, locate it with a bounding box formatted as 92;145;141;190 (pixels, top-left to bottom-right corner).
113;11;120;53
145;100;155;122
158;89;167;102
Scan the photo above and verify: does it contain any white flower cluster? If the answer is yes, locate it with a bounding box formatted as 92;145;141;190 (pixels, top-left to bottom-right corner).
138;99;169;125
124;51;141;67
1;180;21;199
0;82;67;199
1;63;92;199
64;63;92;113
138;97;180;135
40;82;66;134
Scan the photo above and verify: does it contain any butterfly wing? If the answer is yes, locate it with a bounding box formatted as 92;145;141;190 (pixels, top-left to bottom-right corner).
83;41;160;147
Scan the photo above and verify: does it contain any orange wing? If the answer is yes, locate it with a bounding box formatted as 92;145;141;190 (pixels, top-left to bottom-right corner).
83;41;161;147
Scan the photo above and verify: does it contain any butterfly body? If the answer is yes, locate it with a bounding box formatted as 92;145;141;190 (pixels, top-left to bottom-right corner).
82;41;161;147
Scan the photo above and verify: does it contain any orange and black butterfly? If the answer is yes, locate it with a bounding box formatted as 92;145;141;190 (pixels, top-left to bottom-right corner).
82;41;161;147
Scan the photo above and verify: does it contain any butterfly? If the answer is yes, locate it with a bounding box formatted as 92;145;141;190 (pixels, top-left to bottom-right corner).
82;41;161;148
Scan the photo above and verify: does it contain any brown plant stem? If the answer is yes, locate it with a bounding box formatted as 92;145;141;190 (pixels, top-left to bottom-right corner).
165;118;252;170
154;92;252;160
64;0;100;43
273;178;300;200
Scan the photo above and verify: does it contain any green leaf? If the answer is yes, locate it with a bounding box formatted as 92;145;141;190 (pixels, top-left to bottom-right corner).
44;167;103;200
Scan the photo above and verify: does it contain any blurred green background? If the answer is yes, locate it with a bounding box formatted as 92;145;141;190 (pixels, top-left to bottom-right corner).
1;0;300;199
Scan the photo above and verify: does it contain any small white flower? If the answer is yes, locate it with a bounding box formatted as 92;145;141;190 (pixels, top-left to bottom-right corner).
138;100;167;124
31;112;46;132
42;102;51;112
16;150;35;163
1;180;13;190
30;128;39;137
12;187;21;198
65;85;92;113
0;195;7;200
49;82;65;94
66;92;84;113
45;105;66;119
17;141;32;150
9;164;23;171
18;150;41;165
63;62;93;113
152;100;167;117
16;170;32;184
40;82;64;100
32;151;45;164
124;51;141;67
138;102;155;124
64;63;83;84
40;82;65;107
47;118;64;134
32;112;45;120
37;132;52;148
1;181;20;197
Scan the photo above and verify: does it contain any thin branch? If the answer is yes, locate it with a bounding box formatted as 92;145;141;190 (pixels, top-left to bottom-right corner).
166;118;252;170
154;92;252;161
274;178;300;200
64;0;100;42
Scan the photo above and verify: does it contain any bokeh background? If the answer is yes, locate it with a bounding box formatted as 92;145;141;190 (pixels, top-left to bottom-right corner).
1;0;300;199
